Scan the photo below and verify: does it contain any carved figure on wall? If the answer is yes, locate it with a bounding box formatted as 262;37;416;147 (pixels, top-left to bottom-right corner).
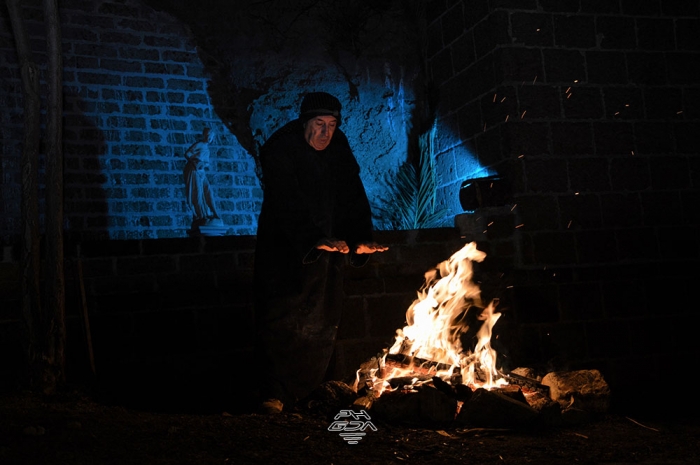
183;127;222;229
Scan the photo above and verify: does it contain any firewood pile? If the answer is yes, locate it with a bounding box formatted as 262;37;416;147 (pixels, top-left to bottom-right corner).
334;353;611;430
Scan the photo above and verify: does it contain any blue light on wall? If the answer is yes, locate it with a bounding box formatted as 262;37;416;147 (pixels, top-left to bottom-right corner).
0;0;497;241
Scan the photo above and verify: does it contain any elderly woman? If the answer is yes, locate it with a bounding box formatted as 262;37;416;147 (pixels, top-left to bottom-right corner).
253;92;387;414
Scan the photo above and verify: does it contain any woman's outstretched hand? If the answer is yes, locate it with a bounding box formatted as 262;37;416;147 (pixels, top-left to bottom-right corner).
355;242;389;254
315;238;350;253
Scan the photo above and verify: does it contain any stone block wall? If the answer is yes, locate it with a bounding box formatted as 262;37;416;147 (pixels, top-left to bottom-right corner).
425;0;700;416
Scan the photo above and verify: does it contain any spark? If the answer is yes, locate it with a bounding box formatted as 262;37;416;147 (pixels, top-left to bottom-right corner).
533;76;537;84
567;220;572;228
493;93;497;102
501;96;506;102
520;110;526;119
565;87;571;93
510;204;517;211
518;154;524;158
505;115;509;122
515;224;524;228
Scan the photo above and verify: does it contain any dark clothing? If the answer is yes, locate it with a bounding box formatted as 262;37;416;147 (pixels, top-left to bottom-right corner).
253;119;374;405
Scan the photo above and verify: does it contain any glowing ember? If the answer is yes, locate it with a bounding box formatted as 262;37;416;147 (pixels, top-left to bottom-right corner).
355;242;507;397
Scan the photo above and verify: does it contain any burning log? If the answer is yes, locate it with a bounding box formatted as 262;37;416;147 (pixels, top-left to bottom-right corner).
492;384;529;405
387;375;433;390
499;369;550;397
384;353;452;375
382;353;485;401
383;353;500;388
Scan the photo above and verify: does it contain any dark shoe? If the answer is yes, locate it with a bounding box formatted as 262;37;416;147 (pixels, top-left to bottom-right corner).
260;398;283;414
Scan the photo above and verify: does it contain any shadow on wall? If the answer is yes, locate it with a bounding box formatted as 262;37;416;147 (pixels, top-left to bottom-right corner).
63;88;108;242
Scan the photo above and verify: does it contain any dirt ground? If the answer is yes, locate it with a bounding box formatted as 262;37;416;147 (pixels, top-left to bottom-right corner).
2;385;699;465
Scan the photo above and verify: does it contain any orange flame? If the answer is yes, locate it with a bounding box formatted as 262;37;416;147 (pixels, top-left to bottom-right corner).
357;242;506;396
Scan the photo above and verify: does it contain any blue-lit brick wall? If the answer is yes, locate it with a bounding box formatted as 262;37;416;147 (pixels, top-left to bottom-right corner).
0;0;260;241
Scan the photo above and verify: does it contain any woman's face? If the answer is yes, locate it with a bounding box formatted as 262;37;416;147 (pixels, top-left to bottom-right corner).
304;115;337;151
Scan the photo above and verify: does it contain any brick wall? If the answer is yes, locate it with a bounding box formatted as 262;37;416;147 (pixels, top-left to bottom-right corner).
425;1;700;416
0;0;260;241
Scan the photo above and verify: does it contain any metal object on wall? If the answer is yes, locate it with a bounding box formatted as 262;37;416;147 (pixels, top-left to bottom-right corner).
459;175;511;211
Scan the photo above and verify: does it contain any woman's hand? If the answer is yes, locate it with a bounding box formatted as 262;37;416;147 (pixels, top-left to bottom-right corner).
355;242;389;254
315;238;350;254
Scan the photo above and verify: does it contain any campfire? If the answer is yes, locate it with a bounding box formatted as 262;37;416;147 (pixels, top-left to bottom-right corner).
354;242;504;395
350;242;610;428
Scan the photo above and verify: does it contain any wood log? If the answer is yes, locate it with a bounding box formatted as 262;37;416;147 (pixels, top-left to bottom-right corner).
493;385;529;405
352;396;373;410
372;385;458;426
541;369;610;414
499;369;550;397
521;392;563;426
456;388;541;429
387;375;432;390
384;353;452;374
431;376;456;398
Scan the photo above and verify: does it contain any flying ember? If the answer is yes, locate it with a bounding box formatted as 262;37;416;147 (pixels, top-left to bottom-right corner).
355;242;507;397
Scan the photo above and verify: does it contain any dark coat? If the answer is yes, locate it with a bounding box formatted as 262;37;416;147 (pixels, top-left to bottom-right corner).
253;119;374;404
